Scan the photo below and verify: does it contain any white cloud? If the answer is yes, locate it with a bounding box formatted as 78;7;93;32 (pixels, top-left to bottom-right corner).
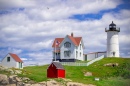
0;0;36;8
21;58;28;61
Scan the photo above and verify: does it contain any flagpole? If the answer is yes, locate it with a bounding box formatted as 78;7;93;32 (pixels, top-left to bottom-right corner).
55;40;56;61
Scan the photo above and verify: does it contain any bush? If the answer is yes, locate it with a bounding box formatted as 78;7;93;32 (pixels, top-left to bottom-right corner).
114;63;130;79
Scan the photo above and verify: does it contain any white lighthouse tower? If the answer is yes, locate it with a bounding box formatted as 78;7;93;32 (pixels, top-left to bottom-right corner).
105;21;120;57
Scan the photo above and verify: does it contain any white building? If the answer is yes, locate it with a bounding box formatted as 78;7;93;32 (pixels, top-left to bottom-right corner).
84;51;106;61
105;21;120;57
1;53;23;69
52;33;84;62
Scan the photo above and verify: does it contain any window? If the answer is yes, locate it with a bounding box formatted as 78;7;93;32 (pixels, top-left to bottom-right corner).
19;62;22;68
7;57;10;62
80;52;81;57
76;51;78;58
80;44;82;50
64;42;71;48
64;51;71;57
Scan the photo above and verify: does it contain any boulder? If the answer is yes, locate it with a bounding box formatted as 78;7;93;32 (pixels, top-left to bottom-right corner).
0;65;8;71
15;77;22;82
0;74;9;85
9;75;17;84
104;63;119;67
14;70;22;74
46;80;59;86
5;68;14;74
84;72;92;76
16;82;24;86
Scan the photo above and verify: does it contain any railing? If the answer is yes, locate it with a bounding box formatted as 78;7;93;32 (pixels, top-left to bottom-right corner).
87;55;104;66
60;62;87;66
60;55;104;66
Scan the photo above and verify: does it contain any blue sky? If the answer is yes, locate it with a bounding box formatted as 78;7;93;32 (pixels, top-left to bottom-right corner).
0;0;130;66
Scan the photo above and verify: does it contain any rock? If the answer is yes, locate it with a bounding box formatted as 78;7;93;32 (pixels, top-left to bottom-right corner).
15;77;22;82
24;84;31;86
38;81;47;86
22;77;30;81
5;84;16;86
0;65;8;71
104;63;119;67
0;74;9;85
67;82;95;86
47;80;59;86
14;70;22;74
9;75;17;84
84;72;92;76
16;82;24;86
6;68;14;74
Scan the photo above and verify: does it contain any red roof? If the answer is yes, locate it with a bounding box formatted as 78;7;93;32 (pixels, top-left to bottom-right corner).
9;53;23;63
52;38;64;47
52;35;82;47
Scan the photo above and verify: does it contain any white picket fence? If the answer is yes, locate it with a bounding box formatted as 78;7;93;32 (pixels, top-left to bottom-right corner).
60;62;87;66
60;55;104;66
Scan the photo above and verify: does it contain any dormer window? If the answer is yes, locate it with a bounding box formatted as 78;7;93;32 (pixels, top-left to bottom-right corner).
64;42;71;48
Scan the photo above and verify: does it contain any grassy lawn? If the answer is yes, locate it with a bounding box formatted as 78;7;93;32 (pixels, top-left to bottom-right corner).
20;57;130;86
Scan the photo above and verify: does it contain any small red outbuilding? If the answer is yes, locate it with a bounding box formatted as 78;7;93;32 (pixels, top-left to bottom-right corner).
47;62;65;78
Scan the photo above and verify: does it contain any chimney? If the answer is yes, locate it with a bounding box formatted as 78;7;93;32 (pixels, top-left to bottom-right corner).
71;32;73;37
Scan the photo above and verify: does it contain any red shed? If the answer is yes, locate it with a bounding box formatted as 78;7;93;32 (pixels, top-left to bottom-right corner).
47;62;65;78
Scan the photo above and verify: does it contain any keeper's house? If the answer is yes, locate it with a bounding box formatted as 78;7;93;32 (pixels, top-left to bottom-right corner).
52;33;84;62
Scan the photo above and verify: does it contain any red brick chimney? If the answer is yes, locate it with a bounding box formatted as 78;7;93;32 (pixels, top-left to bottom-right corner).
71;32;73;37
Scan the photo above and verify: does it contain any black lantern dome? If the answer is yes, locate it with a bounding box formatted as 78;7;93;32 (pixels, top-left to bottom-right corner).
109;21;116;31
105;21;120;32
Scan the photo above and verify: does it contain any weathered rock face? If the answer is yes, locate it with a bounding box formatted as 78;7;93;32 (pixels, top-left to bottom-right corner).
104;63;119;67
0;74;9;85
0;74;30;86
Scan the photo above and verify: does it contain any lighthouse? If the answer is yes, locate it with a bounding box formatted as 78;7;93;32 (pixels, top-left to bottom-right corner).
105;21;120;57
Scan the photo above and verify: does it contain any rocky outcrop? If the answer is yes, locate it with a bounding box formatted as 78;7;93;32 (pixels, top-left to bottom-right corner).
104;63;119;67
0;65;22;75
0;74;96;86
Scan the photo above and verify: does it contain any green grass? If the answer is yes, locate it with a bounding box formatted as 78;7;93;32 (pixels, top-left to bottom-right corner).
20;57;130;86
